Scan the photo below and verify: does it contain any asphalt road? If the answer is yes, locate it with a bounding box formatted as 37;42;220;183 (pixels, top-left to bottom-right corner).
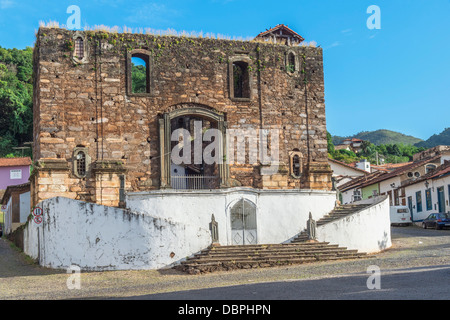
127;264;450;300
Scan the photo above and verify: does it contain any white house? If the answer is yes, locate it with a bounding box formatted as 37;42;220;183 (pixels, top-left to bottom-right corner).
328;158;368;188
403;161;450;222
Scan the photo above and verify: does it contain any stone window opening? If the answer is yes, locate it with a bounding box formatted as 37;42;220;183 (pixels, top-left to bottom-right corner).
76;151;86;176
131;54;149;94
72;32;88;64
127;49;152;96
229;56;252;101
287;52;296;73
75;37;84;60
289;150;303;178
73;147;91;178
233;61;250;99
285;50;298;75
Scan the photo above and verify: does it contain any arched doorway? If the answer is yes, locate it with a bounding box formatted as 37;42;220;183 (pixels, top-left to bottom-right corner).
158;104;230;189
230;199;257;245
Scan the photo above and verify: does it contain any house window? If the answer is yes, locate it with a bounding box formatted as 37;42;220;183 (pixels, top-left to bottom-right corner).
232;61;250;99
425;188;432;211
127;49;151;95
353;190;362;202
10;169;22;180
425;164;437;174
416;191;422;212
73;148;90;178
75;37;84;59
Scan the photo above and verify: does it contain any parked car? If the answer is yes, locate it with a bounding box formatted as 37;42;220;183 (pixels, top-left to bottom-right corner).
390;206;412;226
422;213;450;230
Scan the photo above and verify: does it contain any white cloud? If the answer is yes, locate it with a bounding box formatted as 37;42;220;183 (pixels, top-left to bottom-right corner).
325;41;341;50
126;3;180;25
0;0;14;9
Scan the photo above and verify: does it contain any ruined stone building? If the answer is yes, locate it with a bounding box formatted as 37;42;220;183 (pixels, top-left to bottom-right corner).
31;24;332;209
18;25;394;270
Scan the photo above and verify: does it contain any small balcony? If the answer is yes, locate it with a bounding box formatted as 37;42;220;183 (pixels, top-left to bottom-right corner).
170;175;220;190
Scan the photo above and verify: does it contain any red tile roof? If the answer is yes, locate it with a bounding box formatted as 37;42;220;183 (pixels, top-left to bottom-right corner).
359;155;441;188
256;24;304;42
401;161;450;188
0;157;32;167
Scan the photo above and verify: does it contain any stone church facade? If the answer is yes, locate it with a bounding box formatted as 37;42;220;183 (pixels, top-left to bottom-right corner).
31;24;332;209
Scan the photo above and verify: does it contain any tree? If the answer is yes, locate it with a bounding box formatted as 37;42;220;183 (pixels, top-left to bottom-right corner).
0;46;33;157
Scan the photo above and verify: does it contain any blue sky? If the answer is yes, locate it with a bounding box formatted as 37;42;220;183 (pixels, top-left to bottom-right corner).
0;0;449;140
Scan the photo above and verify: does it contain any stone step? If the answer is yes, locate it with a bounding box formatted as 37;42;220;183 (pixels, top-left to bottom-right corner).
196;245;347;257
204;241;331;251
185;252;363;264
179;254;367;274
202;243;336;253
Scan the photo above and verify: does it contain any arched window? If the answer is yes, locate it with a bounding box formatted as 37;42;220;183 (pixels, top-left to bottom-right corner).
131;55;148;93
293;155;301;176
73;147;90;178
289;150;302;178
75;37;84;59
128;50;151;95
76;151;86;177
425;164;437;174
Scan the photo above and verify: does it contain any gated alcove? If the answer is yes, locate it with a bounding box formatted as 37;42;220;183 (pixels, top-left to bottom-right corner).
230;198;257;245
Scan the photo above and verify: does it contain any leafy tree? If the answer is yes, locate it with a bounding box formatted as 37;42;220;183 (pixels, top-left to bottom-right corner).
327;131;335;156
131;64;147;93
0;46;33;157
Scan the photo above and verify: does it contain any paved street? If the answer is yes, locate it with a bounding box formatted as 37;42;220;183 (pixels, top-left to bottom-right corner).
0;225;449;300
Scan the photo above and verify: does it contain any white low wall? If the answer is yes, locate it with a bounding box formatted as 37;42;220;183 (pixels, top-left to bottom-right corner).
316;196;391;254
23;197;204;270
126;188;337;246
22;188;337;270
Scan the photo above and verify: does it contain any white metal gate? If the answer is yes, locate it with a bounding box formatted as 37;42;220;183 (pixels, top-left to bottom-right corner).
230;199;257;245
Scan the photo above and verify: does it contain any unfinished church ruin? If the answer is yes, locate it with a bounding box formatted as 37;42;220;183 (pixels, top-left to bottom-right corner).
31;24;332;209
21;24;393;270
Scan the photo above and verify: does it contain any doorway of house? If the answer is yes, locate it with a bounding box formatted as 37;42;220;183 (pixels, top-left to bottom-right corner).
407;196;414;221
437;187;445;213
230;199;257;245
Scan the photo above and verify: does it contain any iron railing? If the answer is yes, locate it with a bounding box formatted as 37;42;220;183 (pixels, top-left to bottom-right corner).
171;175;220;190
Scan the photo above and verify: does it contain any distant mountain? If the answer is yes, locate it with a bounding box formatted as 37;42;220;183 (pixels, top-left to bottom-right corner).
415;128;450;148
332;129;423;146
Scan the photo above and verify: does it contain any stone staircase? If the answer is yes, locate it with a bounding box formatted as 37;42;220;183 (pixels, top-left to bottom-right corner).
176;203;372;274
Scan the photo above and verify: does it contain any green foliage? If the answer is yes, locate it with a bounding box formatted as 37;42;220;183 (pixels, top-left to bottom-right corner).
415;128;450;148
332;129;423;146
131;63;147;93
328;133;426;164
0;46;33;157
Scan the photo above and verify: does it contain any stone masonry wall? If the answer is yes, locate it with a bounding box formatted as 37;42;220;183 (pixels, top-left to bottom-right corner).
32;27;331;205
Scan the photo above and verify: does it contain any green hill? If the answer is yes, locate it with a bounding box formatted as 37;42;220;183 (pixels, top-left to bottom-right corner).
415;128;450;148
332;129;423;146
